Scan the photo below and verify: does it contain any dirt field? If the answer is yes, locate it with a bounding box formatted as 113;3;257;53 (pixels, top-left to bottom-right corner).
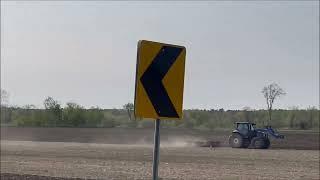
1;127;319;150
1;127;319;179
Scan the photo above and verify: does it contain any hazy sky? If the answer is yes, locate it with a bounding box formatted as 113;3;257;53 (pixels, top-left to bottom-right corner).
1;1;319;110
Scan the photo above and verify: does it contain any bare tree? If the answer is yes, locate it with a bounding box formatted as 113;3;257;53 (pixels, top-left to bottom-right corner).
1;89;10;123
123;103;134;121
262;83;286;126
44;97;62;127
0;89;9;107
44;97;60;110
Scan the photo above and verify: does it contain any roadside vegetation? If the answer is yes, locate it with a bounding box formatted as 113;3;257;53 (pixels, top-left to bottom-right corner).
1;100;318;130
1;83;318;130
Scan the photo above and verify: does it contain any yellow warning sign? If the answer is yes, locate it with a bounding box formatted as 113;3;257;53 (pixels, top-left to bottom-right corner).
134;40;186;119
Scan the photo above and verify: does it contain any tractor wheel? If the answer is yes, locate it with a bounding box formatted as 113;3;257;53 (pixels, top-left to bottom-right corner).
263;138;270;149
229;133;243;148
251;137;266;149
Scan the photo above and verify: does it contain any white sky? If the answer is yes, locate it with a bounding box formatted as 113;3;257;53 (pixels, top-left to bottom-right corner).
1;1;319;110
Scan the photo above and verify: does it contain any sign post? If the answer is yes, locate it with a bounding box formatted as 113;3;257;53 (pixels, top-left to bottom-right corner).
152;119;160;180
134;40;186;180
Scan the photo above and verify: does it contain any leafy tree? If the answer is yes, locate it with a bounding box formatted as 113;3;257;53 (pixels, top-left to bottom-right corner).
63;102;86;127
262;83;286;126
86;106;105;127
242;106;252;122
307;106;317;129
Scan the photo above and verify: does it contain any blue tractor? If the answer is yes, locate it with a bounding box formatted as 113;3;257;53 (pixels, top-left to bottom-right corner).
229;122;284;149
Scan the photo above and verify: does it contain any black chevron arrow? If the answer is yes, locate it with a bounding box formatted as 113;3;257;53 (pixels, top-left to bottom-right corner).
140;46;183;117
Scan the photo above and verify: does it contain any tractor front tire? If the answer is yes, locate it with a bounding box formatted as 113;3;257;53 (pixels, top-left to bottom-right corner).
251;137;270;149
229;133;243;148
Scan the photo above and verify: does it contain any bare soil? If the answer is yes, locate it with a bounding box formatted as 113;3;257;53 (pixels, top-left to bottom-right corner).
1;127;319;179
1;141;319;180
1;173;92;180
1;127;319;150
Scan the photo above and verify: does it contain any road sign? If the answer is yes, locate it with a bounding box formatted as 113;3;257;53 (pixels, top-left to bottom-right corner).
134;40;186;119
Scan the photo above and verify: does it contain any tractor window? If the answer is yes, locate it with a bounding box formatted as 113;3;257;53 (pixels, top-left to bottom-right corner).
237;124;249;133
237;124;249;135
249;124;255;131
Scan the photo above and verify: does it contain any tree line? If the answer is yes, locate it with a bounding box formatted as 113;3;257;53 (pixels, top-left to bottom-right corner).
1;82;319;130
1;98;318;130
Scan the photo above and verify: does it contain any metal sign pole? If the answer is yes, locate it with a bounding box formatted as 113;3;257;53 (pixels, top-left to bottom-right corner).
152;119;160;180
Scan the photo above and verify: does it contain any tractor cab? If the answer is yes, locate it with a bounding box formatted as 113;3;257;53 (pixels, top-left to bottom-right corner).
233;122;256;138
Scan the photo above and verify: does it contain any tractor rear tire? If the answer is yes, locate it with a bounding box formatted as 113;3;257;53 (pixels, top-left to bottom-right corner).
229;133;243;148
251;137;267;149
